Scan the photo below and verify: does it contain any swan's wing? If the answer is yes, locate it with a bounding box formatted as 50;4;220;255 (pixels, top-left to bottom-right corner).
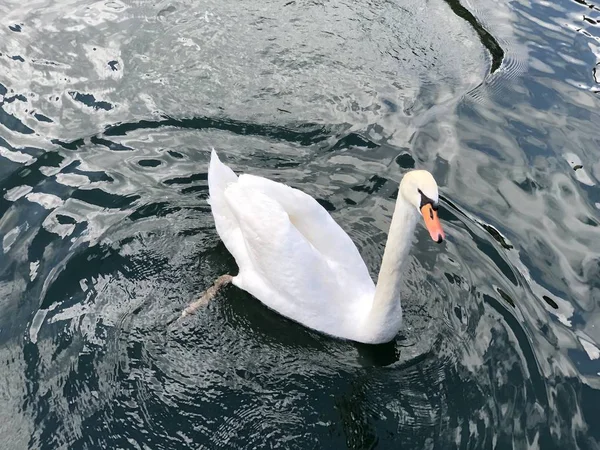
209;150;374;320
225;181;332;288
224;182;370;329
236;173;374;291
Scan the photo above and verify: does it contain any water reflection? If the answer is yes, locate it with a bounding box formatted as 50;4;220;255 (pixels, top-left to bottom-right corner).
1;0;600;447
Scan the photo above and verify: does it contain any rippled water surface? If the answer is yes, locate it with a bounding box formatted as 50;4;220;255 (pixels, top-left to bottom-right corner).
1;0;600;448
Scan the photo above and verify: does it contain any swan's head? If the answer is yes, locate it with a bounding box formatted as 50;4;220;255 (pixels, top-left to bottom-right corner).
399;170;445;243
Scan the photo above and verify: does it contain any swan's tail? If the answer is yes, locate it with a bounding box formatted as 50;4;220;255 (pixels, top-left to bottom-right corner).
208;149;237;206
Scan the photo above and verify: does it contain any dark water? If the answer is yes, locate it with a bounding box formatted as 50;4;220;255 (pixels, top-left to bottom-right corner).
1;0;599;448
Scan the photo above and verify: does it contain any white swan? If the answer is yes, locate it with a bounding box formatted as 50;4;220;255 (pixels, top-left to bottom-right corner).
187;150;445;344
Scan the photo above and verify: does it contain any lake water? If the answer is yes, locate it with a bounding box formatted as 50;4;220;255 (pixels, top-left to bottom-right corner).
1;0;600;448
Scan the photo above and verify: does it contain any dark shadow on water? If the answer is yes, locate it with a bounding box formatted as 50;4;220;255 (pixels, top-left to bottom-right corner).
104;116;334;146
442;0;505;72
50;115;387;157
355;341;400;367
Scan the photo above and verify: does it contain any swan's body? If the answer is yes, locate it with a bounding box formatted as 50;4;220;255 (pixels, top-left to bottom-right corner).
207;150;444;344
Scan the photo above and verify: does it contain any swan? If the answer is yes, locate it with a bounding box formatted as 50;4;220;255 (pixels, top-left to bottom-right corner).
182;150;445;344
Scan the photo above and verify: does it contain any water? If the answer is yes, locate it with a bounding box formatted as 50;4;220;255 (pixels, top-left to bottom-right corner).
1;0;599;447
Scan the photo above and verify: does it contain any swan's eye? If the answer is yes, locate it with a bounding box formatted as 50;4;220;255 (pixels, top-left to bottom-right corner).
417;189;438;210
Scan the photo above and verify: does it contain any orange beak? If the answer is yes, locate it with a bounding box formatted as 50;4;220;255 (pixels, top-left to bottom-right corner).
420;204;445;243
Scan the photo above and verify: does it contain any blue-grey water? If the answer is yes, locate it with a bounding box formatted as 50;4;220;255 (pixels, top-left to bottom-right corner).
1;0;599;448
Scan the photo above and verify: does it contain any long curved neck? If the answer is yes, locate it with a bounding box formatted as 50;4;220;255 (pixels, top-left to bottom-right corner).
365;195;418;342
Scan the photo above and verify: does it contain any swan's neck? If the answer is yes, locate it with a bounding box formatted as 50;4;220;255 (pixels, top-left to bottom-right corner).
366;196;418;342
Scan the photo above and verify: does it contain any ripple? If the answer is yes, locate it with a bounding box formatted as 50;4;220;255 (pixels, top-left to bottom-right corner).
137;158;162;168
1;0;600;446
68;92;114;112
